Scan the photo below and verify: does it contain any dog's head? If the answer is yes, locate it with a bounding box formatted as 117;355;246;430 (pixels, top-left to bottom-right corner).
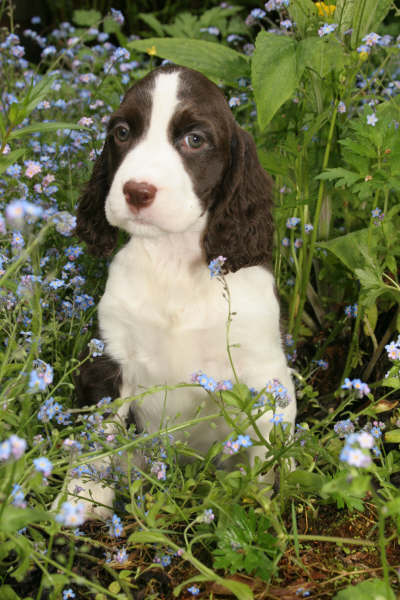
77;65;273;272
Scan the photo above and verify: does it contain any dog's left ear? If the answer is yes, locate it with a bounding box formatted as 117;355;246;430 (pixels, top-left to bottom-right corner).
203;126;274;273
76;141;118;257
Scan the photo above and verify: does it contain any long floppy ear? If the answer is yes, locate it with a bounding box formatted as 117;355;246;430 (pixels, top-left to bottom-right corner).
76;142;118;257
203;126;274;273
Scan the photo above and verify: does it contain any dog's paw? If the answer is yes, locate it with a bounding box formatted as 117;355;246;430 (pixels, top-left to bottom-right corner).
52;478;115;522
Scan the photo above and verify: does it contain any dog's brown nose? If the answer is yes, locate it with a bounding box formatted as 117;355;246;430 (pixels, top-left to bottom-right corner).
123;180;157;210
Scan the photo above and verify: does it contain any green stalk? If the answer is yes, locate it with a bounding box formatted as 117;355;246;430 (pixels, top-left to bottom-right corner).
292;101;339;341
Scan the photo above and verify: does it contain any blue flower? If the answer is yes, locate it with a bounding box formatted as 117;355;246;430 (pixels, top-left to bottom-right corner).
318;23;338;37
237;434;252;448
33;456;53;477
208;255;227;278
110;8;125;25
108;513;123;537
270;413;284;424
56;502;86;527
200;508;215;523
88;338;104;357
29;360;53;392
63;589;75;599
188;585;200;596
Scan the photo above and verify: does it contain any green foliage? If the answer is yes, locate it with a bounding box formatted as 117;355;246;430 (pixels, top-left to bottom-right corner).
334;578;396;600
139;5;245;40
0;0;400;597
129;37;249;84
212;505;280;581
252;33;299;129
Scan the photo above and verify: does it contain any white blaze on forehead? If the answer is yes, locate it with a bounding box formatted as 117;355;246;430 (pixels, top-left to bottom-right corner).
105;69;205;235
145;71;180;145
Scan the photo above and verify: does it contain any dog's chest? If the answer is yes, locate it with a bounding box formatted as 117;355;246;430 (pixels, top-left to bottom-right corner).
98;241;231;388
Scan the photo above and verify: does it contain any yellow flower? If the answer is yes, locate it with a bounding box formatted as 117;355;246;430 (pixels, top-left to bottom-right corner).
315;2;336;17
147;45;157;56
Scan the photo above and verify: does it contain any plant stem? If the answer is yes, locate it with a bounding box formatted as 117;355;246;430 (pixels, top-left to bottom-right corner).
292;100;339;341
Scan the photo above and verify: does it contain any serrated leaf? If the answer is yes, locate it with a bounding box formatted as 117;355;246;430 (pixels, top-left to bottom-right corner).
258;149;289;177
138;13;165;36
73;9;101;27
316;167;362;187
333;578;395;600
128;38;249;85
318;228;369;273
164;13;200;38
339;138;376;158
252;32;300;130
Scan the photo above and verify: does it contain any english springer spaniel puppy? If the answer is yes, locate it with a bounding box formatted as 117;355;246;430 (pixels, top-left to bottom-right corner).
65;65;296;519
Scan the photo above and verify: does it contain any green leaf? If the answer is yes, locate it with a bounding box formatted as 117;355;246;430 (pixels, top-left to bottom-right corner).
128;38;249;85
316;167;362;188
258;149;289;177
9;121;87;140
73;9;101;27
0;506;49;534
0;585;21;600
384;429;400;443
298;37;346;78
335;0;355;35
287;0;317;36
103;15;122;34
138;13;165;36
318;228;369;273
286;470;325;493
333;578;395;600
252;32;300;130
128;530;169;545
351;0;393;48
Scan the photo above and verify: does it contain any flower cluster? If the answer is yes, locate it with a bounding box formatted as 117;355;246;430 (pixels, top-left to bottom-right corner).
344;304;358;318
56;501;86;527
208;255;227;278
88;338;105;357
371;207;384;225
341;378;370;397
340;431;374;468
108;513;123;537
28;359;53;392
385;336;400;361
224;434;252;455
191;370;233;393
38;396;70;424
0;434;27;461
33;456;53;479
199;508;215;524
318;23;337;37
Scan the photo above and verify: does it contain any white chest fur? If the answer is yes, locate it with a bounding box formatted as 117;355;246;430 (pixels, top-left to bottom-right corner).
98;233;295;445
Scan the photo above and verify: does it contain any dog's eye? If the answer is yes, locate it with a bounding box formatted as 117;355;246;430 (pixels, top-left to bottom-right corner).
183;133;205;150
114;124;130;142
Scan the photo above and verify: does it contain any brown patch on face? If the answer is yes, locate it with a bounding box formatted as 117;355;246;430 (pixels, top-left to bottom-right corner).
168;68;236;209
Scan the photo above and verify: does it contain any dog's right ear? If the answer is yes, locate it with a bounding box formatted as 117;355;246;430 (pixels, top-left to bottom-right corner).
76;142;118;257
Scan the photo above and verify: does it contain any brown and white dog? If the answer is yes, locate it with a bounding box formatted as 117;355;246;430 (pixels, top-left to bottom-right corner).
64;65;295;519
